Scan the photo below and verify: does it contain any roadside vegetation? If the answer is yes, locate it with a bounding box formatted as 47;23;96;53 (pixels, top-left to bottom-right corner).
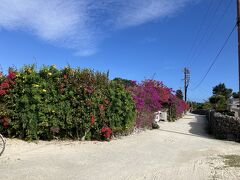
191;83;236;116
0;65;189;141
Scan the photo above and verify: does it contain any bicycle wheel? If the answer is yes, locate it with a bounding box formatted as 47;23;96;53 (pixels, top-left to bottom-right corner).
0;134;5;156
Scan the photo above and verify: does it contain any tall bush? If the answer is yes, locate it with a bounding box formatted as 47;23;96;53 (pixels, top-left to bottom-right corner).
0;69;16;134
0;65;189;141
1;65;136;141
127;79;174;128
107;81;136;135
122;79;189;126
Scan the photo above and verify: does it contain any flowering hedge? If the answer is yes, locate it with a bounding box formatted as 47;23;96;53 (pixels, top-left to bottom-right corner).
0;65;136;141
0;70;16;129
114;79;189;128
0;65;189;141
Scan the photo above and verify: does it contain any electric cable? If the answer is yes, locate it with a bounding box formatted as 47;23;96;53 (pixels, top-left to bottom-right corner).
190;23;237;91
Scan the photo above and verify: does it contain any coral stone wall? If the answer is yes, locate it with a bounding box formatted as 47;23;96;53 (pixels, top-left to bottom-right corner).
207;111;240;141
192;110;240;142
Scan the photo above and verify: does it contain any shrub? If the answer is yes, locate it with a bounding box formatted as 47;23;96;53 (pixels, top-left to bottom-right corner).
0;64;189;141
0;69;16;134
126;79;189;125
128;79;174;128
1;65;136;141
168;94;189;121
107;81;136;135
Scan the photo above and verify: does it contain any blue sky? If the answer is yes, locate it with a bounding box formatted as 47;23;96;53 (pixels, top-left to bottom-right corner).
0;0;238;102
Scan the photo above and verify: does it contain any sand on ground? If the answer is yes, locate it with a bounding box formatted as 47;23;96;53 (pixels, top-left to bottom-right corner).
1;113;240;180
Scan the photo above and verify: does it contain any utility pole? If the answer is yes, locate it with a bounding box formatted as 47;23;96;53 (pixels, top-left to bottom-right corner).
183;67;190;102
237;0;240;115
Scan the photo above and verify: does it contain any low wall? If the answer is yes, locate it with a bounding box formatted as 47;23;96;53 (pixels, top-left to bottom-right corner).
207;111;240;141
191;109;209;116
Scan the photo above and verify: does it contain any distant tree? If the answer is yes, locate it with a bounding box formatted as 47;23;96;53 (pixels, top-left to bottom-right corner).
198;83;232;112
212;83;232;100
112;78;136;87
209;95;227;111
188;101;212;110
202;101;212;110
216;96;228;111
232;92;239;99
175;89;183;100
209;96;221;105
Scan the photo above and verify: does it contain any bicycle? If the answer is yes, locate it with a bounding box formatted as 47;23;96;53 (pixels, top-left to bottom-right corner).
0;134;5;156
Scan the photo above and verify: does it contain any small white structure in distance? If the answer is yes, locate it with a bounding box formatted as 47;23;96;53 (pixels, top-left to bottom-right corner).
154;111;168;122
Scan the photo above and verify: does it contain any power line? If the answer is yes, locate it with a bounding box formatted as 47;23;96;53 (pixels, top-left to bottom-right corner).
184;0;213;67
187;0;224;67
190;23;237;91
188;84;212;101
189;0;233;68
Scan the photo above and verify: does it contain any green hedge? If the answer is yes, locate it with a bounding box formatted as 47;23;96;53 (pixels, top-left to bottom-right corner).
0;65;136;141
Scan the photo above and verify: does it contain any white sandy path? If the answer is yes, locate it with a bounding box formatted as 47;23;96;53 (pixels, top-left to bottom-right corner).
0;114;240;180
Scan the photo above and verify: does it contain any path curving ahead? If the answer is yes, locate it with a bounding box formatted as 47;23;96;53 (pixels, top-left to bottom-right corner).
1;114;240;180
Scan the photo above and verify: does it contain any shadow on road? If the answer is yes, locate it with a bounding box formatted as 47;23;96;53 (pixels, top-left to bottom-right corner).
158;114;213;140
188;114;211;138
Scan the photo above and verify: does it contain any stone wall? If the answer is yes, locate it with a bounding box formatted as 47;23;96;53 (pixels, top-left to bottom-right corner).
191;109;209;116
191;110;240;141
207;111;240;141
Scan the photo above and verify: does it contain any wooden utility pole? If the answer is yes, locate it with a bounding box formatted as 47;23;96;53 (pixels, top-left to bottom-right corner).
183;67;190;102
237;0;240;114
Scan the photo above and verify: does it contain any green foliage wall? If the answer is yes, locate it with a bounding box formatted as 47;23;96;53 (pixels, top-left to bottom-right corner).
1;65;136;141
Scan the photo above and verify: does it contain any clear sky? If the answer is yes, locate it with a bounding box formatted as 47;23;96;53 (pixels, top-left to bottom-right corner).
0;0;238;102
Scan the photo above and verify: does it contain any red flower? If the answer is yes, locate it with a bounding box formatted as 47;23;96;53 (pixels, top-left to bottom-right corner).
0;73;16;96
7;71;16;79
101;127;112;139
1;81;9;88
91;114;95;125
0;90;7;96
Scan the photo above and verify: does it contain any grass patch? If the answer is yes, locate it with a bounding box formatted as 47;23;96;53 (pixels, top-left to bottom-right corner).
221;155;240;167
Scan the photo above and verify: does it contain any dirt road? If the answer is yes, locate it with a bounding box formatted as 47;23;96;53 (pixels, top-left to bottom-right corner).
1;114;240;180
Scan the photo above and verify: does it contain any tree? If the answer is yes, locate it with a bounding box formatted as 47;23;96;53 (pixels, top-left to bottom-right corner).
209;95;227;111
112;78;136;87
212;83;232;100
232;92;239;99
202;101;212;110
175;89;183;100
209;96;221;105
